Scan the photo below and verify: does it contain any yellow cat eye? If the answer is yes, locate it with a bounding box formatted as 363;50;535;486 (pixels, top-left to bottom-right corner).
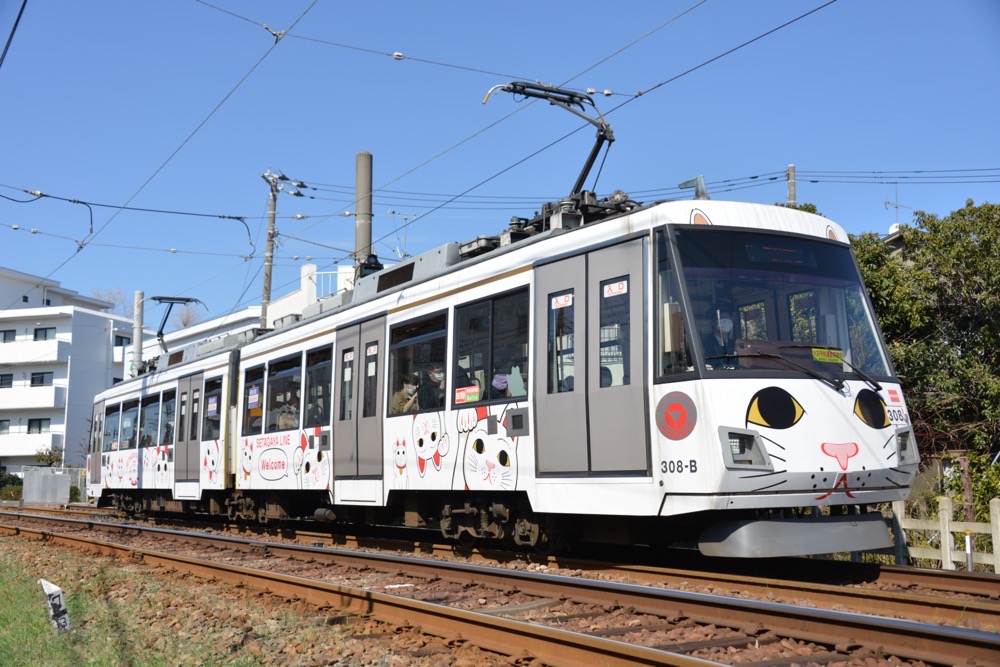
854;389;890;428
472;439;485;454
746;387;805;429
497;451;510;467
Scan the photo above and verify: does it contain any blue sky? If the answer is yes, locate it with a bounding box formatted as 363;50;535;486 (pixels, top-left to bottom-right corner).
1;0;997;326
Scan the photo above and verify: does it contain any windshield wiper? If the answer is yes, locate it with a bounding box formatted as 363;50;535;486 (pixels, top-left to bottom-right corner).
745;351;845;392
794;345;883;392
838;357;882;392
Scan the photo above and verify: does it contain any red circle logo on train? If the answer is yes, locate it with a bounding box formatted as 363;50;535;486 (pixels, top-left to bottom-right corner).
656;392;697;440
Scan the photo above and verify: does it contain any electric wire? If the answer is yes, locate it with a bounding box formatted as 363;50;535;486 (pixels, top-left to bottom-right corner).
0;1;319;316
0;0;28;73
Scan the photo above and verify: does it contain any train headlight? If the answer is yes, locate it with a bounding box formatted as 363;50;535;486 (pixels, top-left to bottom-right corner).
718;427;773;470
895;428;919;466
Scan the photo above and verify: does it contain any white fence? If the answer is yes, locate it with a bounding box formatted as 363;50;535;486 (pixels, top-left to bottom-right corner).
892;497;1000;572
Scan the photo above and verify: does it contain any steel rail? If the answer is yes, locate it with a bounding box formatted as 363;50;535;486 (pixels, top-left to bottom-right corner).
0;522;714;667
3;515;998;665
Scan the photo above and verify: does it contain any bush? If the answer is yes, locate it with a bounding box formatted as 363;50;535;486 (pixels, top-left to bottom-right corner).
69;485;81;503
1;486;23;501
0;471;21;488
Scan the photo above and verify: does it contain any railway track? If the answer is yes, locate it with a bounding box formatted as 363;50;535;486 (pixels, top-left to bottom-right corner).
8;507;1000;629
2;511;997;666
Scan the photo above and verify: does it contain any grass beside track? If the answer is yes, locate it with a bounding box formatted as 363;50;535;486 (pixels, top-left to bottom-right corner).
0;534;422;666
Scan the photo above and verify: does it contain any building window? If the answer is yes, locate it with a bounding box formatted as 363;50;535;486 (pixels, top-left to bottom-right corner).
114;335;131;347
0;420;9;435
0;374;12;389
30;372;54;387
0;330;14;343
28;418;50;434
34;327;55;341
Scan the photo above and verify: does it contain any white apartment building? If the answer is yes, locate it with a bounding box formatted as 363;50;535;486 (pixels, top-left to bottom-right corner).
1;263;353;473
0;268;135;474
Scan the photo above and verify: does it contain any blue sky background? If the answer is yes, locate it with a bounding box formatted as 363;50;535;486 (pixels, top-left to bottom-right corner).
1;0;997;326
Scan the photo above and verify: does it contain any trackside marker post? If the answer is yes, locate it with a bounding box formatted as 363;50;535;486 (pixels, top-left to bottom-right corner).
38;579;70;633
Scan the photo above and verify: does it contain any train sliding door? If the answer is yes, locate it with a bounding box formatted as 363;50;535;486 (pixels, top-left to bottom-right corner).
175;373;202;482
534;238;649;475
333;317;386;479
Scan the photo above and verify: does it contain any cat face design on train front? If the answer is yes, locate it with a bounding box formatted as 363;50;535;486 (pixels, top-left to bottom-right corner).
744;386;898;497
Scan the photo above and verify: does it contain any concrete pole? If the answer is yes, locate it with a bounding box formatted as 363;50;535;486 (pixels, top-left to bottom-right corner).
132;290;143;376
355;152;373;273
786;163;797;207
261;174;278;330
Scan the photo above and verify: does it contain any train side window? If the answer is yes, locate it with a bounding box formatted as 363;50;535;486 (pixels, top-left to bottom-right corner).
190;389;200;441
599;277;630;387
739;301;769;340
242;366;264;435
387;312;447;413
654;229;692;377
90;411;103;454
120;400;140;449
160;390;176;446
339;349;355;420
454;290;529;404
788;291;817;343
103;404;121;452
178;392;187;444
304;346;332;428
362;342;378;418
267;355;301;432
547;290;575;393
202;377;223;440
140;395;160;448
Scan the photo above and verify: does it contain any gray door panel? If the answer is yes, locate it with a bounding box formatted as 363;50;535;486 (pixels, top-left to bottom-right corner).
357;317;385;477
534;255;588;473
587;239;649;473
90;402;103;485
333;325;360;478
175;374;203;481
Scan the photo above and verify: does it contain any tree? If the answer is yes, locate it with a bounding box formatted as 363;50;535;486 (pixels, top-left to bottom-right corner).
171;303;201;329
34;445;63;467
852;199;1000;518
90;287;133;318
775;202;823;216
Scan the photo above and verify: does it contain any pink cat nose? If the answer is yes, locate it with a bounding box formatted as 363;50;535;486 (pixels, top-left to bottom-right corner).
822;442;859;470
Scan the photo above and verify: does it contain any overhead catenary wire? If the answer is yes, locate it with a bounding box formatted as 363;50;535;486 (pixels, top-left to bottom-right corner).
0;1;319;316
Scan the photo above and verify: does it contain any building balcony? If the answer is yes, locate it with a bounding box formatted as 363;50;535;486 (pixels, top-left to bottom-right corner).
0;432;63;458
0;385;66;410
0;339;70;365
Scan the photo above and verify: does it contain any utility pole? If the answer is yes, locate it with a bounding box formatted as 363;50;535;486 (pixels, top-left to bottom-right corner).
131;290;143;377
260;171;279;330
786;164;796;207
354;152;373;279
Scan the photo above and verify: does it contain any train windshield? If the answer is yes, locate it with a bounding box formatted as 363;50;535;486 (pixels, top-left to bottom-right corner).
664;227;891;379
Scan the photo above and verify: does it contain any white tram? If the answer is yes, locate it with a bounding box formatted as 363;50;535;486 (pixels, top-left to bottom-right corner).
87;196;919;557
